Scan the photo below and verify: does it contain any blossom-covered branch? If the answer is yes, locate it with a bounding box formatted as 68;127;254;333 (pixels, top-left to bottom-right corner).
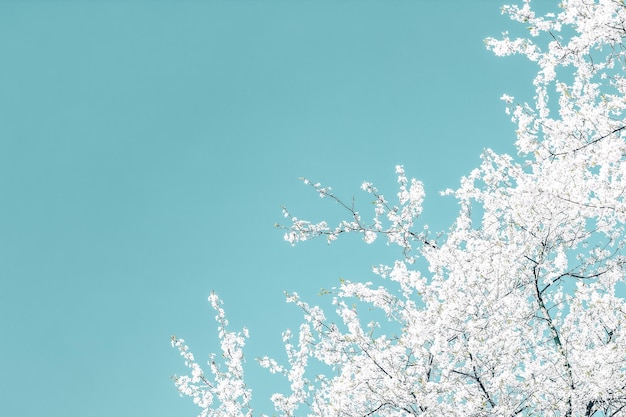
278;166;435;260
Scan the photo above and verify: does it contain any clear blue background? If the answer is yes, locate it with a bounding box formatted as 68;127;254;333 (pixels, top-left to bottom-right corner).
0;1;536;416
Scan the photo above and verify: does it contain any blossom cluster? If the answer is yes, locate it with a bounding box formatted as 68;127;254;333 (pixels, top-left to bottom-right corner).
174;1;626;416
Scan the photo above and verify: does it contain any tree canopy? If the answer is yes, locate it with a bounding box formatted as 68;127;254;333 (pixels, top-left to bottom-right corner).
173;1;626;416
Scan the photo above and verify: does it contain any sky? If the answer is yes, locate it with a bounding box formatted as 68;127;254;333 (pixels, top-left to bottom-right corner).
0;1;537;416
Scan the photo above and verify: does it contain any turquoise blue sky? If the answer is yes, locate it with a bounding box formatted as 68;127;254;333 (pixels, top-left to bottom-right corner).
0;2;536;416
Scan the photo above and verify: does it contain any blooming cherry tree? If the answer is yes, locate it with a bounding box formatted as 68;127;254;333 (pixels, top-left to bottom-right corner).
173;1;626;416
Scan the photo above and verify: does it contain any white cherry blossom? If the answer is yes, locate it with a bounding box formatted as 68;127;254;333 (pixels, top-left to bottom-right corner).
173;2;626;416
